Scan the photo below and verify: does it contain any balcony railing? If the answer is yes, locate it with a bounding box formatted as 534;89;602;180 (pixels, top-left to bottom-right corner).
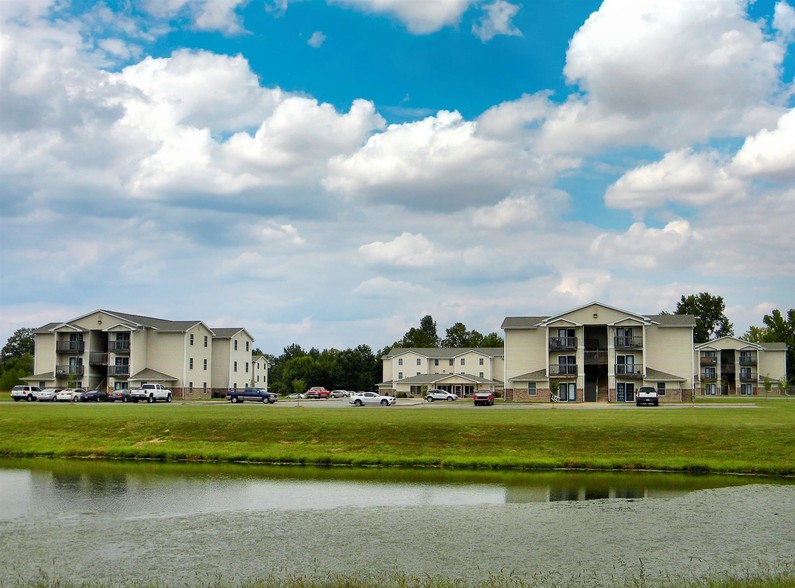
584;350;608;364
739;370;757;383
615;364;643;378
615;336;643;349
549;364;578;377
700;356;717;366
549;337;577;351
56;340;85;353
701;370;717;382
89;353;109;366
111;340;131;353
739;355;757;366
107;365;130;377
56;365;84;377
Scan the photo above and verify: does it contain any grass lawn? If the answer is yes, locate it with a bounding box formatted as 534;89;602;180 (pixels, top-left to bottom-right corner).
1;399;794;475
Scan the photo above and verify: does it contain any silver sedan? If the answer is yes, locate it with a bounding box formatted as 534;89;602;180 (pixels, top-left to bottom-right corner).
349;392;396;407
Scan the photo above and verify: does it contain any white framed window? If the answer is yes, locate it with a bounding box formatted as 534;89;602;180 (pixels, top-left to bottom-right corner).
479;358;484;365
460;358;465;365
528;383;537;396
398;358;403;366
434;359;439;366
190;334;194;346
234;361;238;372
479;372;484;378
657;382;666;396
398;372;403;379
740;383;754;396
189;358;193;369
417;358;421;366
204;335;208;347
203;359;207;370
234;340;238;351
706;383;717;396
449;359;454;366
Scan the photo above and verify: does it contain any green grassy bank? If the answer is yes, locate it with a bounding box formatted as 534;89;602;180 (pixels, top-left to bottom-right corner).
1;400;794;475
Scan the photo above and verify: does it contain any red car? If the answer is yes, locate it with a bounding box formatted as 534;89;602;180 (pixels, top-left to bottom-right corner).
473;390;494;406
305;386;331;399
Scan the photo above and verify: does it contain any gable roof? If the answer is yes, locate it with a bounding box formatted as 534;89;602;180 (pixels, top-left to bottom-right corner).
383;347;504;359
695;336;787;351
502;302;696;329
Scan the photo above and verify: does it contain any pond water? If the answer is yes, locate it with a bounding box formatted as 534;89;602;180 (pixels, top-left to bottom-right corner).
0;459;793;586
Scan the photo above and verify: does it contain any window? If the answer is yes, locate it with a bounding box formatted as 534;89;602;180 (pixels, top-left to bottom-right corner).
398;358;403;366
479;358;484;366
203;382;207;393
703;367;717;380
398;372;403;380
204;335;208;347
740;367;752;380
616;355;635;375
616;382;635;402
245;362;249;373
234;340;238;351
417;358;421;366
460;358;465;366
449;359;454;366
741;383;754;396
234;361;238;372
203;359;207;370
434;359;439;366
246;342;250;352
706;383;717;396
189;382;193;394
190;334;194;346
657;382;666;396
528;383;537;396
479;372;484;378
416;372;420;376
189;358;193;369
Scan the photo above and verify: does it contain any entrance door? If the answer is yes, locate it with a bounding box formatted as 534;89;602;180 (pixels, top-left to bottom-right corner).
559;382;576;402
584;378;597;402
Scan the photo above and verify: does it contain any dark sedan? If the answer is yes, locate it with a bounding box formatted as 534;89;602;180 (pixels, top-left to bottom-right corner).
79;389;109;402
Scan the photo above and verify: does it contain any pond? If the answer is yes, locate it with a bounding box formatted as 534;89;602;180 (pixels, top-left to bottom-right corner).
0;459;793;587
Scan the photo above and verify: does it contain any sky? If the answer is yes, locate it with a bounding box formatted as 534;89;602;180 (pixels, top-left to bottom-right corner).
1;0;794;355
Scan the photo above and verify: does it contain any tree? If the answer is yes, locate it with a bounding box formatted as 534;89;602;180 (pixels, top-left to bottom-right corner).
2;328;34;358
400;315;440;348
480;332;504;347
673;293;733;343
745;308;795;381
442;322;483;348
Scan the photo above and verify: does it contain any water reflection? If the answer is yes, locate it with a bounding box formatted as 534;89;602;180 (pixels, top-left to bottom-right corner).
0;458;790;521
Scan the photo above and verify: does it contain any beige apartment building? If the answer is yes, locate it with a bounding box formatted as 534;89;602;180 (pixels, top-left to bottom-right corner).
28;310;258;399
694;336;787;396
378;347;504;397
502;302;696;403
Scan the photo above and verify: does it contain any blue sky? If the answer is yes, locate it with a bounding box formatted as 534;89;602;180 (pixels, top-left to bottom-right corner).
1;0;794;354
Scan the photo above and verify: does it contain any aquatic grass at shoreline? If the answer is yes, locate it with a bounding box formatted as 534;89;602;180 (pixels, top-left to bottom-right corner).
0;401;793;476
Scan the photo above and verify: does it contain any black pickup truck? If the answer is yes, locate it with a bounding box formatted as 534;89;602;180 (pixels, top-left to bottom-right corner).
226;387;278;404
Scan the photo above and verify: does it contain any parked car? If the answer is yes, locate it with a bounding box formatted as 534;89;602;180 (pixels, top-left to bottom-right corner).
330;390;350;398
306;386;331;399
286;393;306;399
349;391;396;407
226;387;278;404
55;388;84;402
130;383;172;403
108;389;131;403
473;390;494;406
425;389;458;402
80;389;109;402
35;388;61;402
636;386;659;407
11;385;41;402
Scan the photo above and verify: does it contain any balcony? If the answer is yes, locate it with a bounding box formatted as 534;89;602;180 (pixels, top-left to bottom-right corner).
615;364;643;378
700;355;717;366
108;365;130;377
739;370;757;383
56;364;84;377
549;337;577;351
111;340;131;353
549;364;578;377
584;350;608;365
89;353;109;366
615;336;643;349
56;340;85;353
739;354;757;366
701;370;717;382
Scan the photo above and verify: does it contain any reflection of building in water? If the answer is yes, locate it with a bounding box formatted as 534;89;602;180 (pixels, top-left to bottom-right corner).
504;484;653;502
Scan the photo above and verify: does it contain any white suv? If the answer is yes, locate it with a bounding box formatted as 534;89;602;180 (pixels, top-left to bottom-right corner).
11;385;41;402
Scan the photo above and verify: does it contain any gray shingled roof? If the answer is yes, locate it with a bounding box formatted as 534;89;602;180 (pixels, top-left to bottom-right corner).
502;313;696;328
394;373;501;385
383;347;504;359
99;310;203;332
645;367;687;381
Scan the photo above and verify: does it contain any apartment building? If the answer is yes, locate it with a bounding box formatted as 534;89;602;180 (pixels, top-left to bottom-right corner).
694;337;787;396
252;354;270;390
28;310;257;399
378;347;504;397
502;302;696;403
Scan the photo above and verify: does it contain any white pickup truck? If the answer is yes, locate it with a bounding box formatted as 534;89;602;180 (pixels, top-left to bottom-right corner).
635;386;659;407
130;383;172;403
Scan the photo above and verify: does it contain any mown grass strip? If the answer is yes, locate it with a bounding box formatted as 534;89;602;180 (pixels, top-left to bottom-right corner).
1;401;794;475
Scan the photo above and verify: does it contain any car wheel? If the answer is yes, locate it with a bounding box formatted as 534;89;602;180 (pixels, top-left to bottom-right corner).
446;397;454;401
354;399;363;407
426;396;434;402
72;396;79;403
122;396;128;403
380;399;389;406
147;395;154;403
26;395;34;402
166;394;172;403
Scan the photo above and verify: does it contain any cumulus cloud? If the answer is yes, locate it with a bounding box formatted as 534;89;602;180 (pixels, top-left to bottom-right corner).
605;149;746;213
553;270;612;303
352;276;429;297
359;232;450;267
731;108;795;181
471;191;569;229
774;1;795;40
330;0;474;34
540;0;789;153
589;220;700;270
472;0;522;42
259;221;305;246
140;0;247;34
325;110;577;210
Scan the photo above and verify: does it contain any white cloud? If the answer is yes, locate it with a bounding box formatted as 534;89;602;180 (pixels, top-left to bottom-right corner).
471;191;569;229
352;276;429;297
553;270;612;303
359;232;448;267
540;0;789;153
774;1;795;40
605;149;746;213
140;0;247;34
308;31;326;48
589;220;700;270
330;0;474;34
472;0;522;42
731;108;795;180
259;221;305;246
